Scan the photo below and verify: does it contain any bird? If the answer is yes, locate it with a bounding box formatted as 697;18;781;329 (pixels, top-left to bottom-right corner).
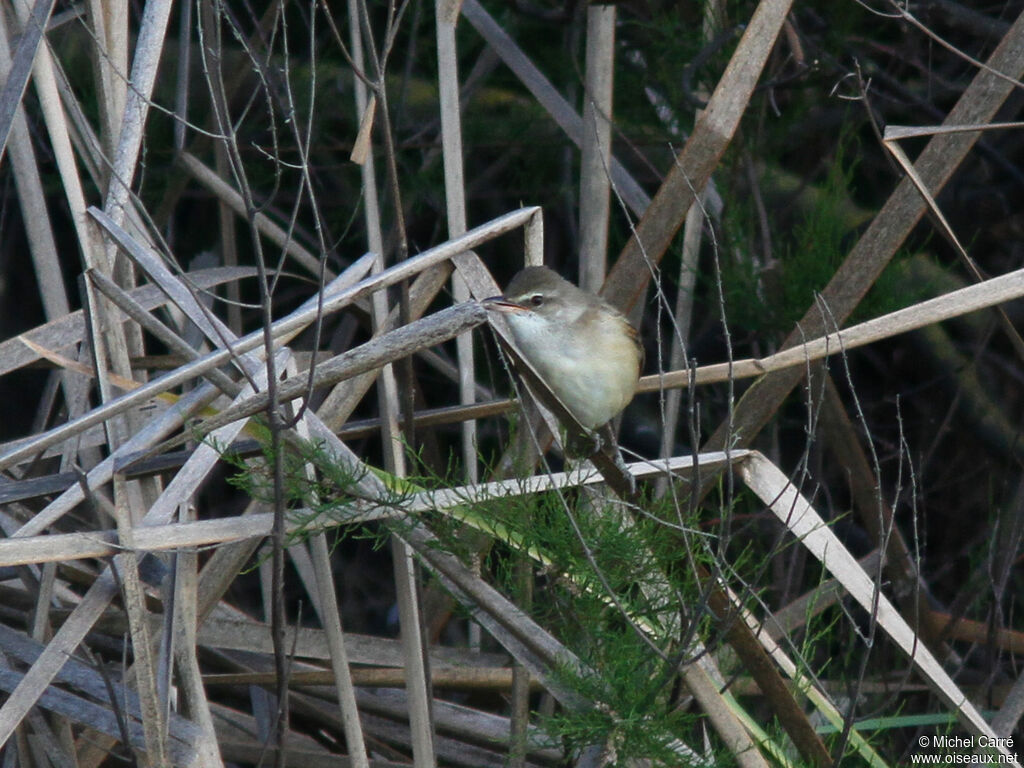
483;266;642;432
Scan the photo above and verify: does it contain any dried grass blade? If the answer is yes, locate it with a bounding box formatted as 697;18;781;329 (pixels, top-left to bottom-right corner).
171;499;227;767
390;537;437;766
10;381;220;537
435;0;477;488
715;578;890;767
0;365;282;751
101;0;173;233
884;121;1024;139
0;22;67;322
86;267;239;395
0;0;56;160
308;533;370;767
370;255;438;765
578;4;615;293
173;302;487;447
0;354;221;472
8;0;102;267
313;213;530;430
460;0;650;217
603;0;795;313
0;268;256;379
0;570;125;752
84;0;128;155
703;8;1024;455
739;452;1018;764
18;337;141;393
683;659;771;768
647;264;1024;391
111;477;168;767
0;661;198;764
0;454;736;569
882;132;1024;361
406;525;591;711
285;354;370;765
90;208;258;371
0;249;374;470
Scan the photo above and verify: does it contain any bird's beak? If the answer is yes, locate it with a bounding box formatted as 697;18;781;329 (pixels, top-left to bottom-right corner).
482;295;528;313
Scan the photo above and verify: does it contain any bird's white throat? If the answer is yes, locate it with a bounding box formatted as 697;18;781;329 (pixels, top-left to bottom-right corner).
503;308;638;429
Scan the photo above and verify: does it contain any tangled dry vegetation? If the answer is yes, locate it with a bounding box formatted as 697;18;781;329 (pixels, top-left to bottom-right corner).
0;0;1023;766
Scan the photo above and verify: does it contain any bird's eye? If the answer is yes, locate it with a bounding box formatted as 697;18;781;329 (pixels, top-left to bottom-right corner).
530;293;544;307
